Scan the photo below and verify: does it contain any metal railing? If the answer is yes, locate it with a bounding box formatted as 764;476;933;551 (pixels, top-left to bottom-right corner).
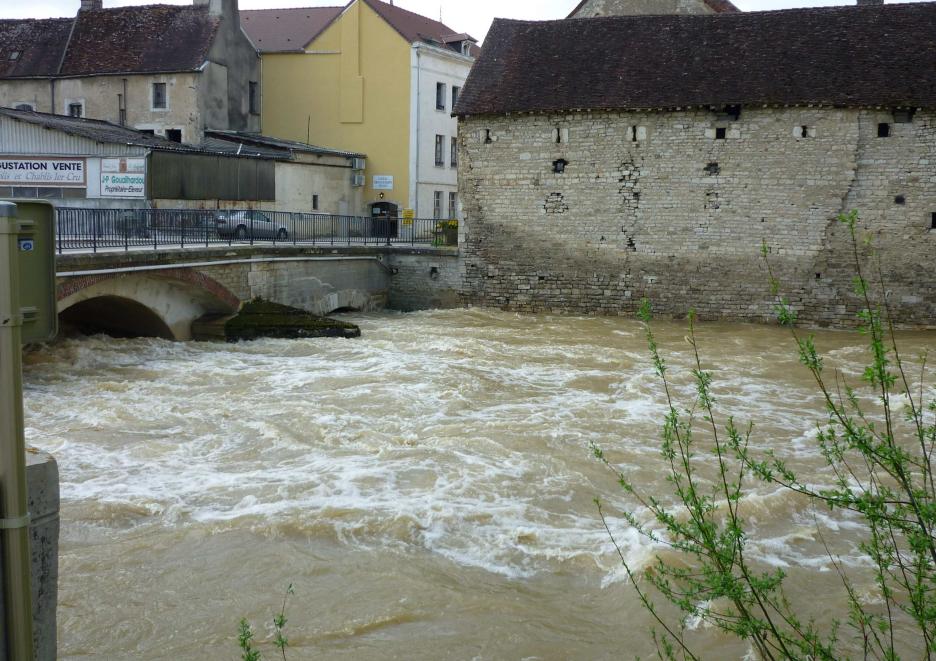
54;207;459;253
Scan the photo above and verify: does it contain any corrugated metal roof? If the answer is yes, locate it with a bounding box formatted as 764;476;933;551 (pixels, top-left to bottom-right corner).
0;107;278;161
205;130;365;159
0;107;205;151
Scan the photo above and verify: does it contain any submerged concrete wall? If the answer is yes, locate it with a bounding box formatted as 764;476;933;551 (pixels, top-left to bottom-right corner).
0;451;59;661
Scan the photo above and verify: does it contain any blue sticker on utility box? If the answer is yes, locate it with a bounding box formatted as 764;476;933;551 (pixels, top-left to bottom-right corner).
18;239;34;252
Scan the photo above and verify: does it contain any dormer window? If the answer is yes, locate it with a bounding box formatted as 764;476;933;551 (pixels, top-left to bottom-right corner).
461;41;471;55
9;51;20;61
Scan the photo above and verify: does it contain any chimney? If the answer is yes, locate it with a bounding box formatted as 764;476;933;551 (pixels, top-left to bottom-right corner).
193;0;239;17
79;0;103;10
856;0;883;5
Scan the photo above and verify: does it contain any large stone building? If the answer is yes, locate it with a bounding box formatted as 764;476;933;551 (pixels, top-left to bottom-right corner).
454;2;936;325
0;0;260;144
242;0;477;224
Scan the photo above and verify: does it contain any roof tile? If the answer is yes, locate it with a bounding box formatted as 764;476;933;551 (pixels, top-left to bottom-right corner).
0;5;220;79
241;6;343;53
455;3;936;116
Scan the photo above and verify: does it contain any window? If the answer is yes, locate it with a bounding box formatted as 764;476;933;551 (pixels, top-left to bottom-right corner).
894;109;915;124
552;159;568;174
249;82;260;115
483;129;492;144
451;86;460;110
461;42;471;56
14;103;33;111
152;82;167;110
715;127;727;140
895;195;906;205
450;137;458;167
68;103;83;118
312;194;319;211
435;134;444;167
9;51;20;61
448;192;457;219
931;213;936;230
139;129;156;136
878;123;891;138
799;125;809;138
165;128;182;143
433;191;443;219
436;82;446;111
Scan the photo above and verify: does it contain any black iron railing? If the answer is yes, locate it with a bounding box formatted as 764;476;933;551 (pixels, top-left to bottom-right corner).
54;207;459;253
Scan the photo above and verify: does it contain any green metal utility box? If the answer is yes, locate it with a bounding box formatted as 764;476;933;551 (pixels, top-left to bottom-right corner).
1;201;57;344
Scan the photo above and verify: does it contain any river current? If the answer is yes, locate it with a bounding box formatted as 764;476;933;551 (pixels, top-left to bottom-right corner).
22;309;936;659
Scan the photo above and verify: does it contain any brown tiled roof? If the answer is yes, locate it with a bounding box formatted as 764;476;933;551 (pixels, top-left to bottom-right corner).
567;0;739;17
0;18;76;78
61;5;219;76
241;6;343;53
362;0;480;56
455;3;936;116
0;5;220;79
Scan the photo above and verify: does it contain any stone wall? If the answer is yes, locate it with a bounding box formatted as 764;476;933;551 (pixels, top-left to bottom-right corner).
458;107;936;325
386;250;461;311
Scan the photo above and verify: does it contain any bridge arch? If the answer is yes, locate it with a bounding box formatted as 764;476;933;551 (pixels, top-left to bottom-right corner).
57;269;240;340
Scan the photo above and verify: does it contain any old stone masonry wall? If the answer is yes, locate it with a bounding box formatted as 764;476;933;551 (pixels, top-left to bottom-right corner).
457;108;936;325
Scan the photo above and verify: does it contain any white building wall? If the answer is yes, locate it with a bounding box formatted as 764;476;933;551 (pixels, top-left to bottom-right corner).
409;43;472;220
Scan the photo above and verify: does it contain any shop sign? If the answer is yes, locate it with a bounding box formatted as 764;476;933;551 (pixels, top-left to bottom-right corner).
100;158;146;198
0;156;86;187
373;175;394;190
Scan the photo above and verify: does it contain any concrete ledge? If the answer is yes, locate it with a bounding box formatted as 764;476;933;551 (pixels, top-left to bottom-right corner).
0;450;59;661
56;244;459;272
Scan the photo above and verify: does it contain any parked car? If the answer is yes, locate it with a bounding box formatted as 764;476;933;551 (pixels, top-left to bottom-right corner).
215;210;289;240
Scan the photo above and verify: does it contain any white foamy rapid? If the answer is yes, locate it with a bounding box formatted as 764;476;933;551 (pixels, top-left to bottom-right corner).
22;310;936;659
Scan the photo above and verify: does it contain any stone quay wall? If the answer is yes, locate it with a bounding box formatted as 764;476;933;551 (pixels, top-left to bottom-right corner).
457;108;936;325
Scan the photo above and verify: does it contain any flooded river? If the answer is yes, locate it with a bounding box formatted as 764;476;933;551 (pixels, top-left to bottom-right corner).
22;309;936;659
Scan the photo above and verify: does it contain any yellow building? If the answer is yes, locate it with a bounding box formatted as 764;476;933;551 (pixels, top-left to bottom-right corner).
243;0;477;221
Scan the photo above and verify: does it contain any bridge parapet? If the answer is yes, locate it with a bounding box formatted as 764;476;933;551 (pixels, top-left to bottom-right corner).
54;245;459;339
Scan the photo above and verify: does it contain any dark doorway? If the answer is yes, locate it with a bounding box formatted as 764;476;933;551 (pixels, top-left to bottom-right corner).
370;202;399;240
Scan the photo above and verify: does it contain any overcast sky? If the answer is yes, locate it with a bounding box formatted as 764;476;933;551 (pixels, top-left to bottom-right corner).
1;0;927;43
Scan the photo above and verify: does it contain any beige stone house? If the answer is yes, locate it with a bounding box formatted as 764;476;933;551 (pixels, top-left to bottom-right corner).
454;1;936;325
0;0;260;144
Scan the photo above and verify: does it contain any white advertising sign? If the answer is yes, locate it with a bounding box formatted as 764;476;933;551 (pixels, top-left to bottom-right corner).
0;157;86;187
372;175;394;190
100;158;146;198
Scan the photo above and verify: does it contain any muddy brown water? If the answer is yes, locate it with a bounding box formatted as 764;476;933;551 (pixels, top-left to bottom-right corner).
22;309;935;659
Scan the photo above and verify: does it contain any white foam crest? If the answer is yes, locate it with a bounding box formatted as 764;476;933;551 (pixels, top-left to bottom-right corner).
24;311;936;581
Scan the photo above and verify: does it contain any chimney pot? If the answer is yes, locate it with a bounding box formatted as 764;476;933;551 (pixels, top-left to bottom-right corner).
79;0;103;10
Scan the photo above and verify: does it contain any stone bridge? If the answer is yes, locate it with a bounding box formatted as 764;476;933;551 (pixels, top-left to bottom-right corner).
55;245;462;340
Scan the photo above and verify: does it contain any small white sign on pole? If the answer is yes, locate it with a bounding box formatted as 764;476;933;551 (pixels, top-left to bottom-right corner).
100;158;146;198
